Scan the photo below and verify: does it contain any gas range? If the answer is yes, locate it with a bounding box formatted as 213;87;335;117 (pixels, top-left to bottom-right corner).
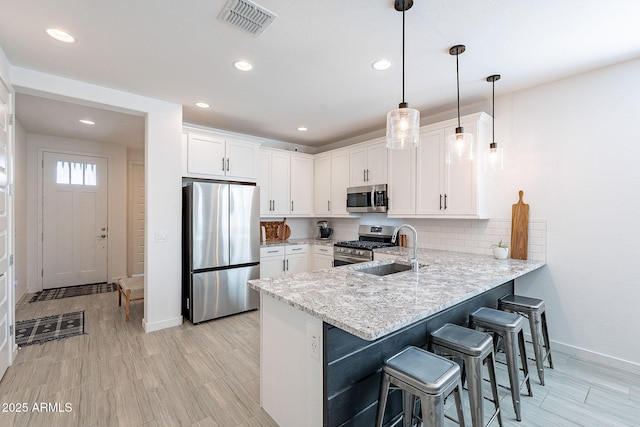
333;225;397;265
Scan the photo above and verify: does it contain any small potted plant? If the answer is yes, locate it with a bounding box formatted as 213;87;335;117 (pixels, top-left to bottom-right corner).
491;239;509;259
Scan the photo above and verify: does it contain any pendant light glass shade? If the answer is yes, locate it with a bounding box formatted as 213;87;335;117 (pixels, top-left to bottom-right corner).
387;103;420;149
446;45;473;163
483;142;504;172
447;128;474;164
386;0;419;149
483;74;504;173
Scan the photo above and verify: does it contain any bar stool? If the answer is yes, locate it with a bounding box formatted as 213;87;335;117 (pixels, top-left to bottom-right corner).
375;346;466;427
469;308;532;422
430;324;502;427
498;294;553;386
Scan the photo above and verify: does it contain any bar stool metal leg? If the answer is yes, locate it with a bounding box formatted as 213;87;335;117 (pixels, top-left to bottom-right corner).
470;307;532;422
499;294;554;386
541;311;554;369
376;372;391;427
430;323;502;427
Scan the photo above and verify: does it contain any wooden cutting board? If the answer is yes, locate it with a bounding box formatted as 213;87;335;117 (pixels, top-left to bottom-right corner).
510;190;529;260
276;218;291;240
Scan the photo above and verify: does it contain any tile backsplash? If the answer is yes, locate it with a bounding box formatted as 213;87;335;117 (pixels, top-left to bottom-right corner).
281;216;547;262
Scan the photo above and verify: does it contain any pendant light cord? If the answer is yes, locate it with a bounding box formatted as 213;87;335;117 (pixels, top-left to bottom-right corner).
402;7;406;104
492;78;495;142
456;52;461;128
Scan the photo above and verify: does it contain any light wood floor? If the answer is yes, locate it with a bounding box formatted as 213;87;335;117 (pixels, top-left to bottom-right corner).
1;291;639;427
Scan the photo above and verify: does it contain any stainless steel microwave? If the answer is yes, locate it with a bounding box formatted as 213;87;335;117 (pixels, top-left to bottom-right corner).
346;184;388;213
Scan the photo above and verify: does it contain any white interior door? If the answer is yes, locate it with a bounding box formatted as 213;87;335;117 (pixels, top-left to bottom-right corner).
42;152;108;288
0;73;13;380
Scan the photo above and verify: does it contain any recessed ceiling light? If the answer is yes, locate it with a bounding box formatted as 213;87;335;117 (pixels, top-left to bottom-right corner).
372;59;392;71
195;102;210;109
297;127;308;132
233;60;253;71
46;28;76;43
79;119;95;125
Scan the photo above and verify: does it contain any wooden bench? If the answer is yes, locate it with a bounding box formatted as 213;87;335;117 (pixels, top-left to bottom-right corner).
117;276;144;321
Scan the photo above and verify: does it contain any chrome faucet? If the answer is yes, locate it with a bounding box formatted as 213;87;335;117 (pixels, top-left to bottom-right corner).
391;224;419;271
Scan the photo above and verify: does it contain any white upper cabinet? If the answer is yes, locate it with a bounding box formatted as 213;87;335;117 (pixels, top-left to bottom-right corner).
290;155;313;216
349;140;388;186
260;148;313;217
314;155;332;215
314;149;350;217
388;112;490;219
182;127;260;182
387;143;416;216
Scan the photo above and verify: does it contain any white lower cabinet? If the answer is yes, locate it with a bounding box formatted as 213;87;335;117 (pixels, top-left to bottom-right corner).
313;245;333;270
260;245;309;278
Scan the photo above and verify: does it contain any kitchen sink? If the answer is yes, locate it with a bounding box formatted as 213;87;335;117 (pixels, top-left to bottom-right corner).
356;262;414;276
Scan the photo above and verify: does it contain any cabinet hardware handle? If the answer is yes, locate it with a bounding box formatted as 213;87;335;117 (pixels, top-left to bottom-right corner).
267;250;279;253
444;194;448;210
328;200;330;211
286;259;289;271
439;194;443;210
319;248;328;252
282;259;285;271
366;169;370;182
222;157;226;171
292;248;301;251
363;169;366;182
291;200;294;211
226;158;230;171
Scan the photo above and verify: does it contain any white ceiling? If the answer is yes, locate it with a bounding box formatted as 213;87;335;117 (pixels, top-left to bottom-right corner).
1;0;640;148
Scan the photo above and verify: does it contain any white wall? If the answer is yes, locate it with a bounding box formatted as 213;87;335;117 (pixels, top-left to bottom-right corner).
12;67;183;333
487;59;640;372
13;119;27;300
24;134;128;291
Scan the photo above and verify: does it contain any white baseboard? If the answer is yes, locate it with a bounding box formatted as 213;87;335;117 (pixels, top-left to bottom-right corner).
142;315;183;333
550;340;640;376
523;332;640;376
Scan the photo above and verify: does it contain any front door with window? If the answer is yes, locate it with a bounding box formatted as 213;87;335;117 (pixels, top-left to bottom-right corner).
42;152;108;289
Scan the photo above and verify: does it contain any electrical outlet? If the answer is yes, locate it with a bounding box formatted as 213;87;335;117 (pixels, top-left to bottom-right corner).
310;334;319;360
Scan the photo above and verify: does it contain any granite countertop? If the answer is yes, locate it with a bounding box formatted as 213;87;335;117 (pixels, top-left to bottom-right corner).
248;248;546;341
260;238;337;247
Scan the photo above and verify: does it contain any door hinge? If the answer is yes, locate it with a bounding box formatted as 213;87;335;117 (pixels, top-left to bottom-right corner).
8;255;13;266
8;114;13;126
9;324;13;336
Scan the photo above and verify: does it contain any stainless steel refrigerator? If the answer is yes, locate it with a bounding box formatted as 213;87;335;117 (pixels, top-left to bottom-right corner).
182;181;260;323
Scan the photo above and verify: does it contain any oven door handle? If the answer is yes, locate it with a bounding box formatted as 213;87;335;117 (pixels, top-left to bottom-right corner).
334;254;371;264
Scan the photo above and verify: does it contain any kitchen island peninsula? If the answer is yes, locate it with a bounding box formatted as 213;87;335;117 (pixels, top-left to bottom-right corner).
247;249;545;427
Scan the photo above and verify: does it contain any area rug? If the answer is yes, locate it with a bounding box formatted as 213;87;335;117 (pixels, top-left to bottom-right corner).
15;311;85;347
29;282;116;302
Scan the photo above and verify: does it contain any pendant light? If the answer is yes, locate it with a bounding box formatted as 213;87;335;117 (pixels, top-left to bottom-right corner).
446;45;474;163
484;74;504;173
386;0;420;150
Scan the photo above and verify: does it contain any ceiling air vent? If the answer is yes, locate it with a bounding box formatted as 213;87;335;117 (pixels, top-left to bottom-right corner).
218;0;277;37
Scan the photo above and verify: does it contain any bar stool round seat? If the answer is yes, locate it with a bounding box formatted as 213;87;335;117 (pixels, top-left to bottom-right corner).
376;346;466;427
469;307;532;422
498;294;553;386
430;323;502;427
